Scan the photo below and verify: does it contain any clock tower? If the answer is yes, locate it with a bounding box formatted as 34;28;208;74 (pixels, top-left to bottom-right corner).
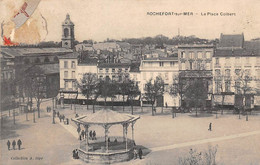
62;14;75;49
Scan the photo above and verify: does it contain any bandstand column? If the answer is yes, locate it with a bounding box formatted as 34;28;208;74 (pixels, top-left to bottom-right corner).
125;123;129;151
122;124;126;142
104;125;109;153
131;121;136;141
84;125;89;151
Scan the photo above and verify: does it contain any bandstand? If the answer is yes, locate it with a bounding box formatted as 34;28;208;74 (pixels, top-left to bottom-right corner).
71;109;140;164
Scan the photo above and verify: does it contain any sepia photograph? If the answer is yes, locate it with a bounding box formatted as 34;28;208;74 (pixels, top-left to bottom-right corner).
0;0;260;164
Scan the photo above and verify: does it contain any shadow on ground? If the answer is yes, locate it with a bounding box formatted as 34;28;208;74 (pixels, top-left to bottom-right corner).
136;145;152;156
188;112;214;118
0;118;31;140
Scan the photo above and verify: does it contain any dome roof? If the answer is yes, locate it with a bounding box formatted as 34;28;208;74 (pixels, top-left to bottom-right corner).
73;109;140;125
63;14;74;26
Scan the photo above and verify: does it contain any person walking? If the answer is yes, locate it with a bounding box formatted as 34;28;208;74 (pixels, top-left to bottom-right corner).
89;130;93;140
81;130;85;139
57;111;60;117
12;140;16;150
138;148;143;159
7;140;11;150
208;122;212;131
77;126;81;135
17;139;22;150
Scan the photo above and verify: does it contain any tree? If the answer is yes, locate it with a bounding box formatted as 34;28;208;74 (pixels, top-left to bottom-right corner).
144;76;164;116
170;75;186;109
25;67;46;119
234;70;253;121
127;80;140;115
183;79;208;117
77;73;98;110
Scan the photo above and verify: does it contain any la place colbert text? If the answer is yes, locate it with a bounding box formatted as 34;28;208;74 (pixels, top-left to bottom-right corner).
147;12;236;16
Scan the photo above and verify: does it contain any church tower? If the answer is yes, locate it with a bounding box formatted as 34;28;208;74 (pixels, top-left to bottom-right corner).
62;14;75;49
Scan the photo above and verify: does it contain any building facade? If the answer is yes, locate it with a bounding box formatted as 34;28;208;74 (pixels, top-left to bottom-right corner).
139;57;179;107
178;44;214;107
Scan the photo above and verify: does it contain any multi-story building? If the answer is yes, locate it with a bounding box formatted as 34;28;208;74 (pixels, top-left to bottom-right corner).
139;57;179;107
178;44;214;107
213;33;260;108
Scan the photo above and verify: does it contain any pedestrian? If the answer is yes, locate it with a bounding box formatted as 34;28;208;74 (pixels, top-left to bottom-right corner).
7;140;10;150
57;111;60;117
93;131;96;140
17;139;22;150
208;122;212;131
12;140;16;150
59;115;62;122
138;148;143;159
81;130;85;139
165;102;168;108
79;134;82;141
77;126;81;135
66;118;69;125
89;130;93;140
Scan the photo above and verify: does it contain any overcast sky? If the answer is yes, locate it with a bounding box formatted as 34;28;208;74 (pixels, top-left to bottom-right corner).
1;0;260;43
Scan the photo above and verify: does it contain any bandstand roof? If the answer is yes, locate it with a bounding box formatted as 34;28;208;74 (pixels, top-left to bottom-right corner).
72;110;140;125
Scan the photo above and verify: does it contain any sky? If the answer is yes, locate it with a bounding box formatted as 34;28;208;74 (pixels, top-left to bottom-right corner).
1;0;260;44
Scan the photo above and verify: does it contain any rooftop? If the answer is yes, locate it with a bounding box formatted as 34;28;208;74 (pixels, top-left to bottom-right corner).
218;33;244;48
214;49;260;57
72;109;140;125
59;52;80;59
1;47;73;57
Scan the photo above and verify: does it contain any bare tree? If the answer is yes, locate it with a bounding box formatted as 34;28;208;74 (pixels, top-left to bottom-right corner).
77;73;98;110
127;80;140;115
234;70;253;121
144;76;164;116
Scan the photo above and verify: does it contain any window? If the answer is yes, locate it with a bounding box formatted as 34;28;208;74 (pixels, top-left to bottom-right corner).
99;75;103;79
190;62;193;70
170;62;174;67
198;52;202;59
112;68;115;72
119;75;122;81
71;61;76;68
64;61;68;68
235;69;241;76
72;71;75;79
99;68;103;72
159;62;164;67
215;58;219;65
197;62;201;70
64;81;68;89
181;51;185;58
225;81;231;92
112;75;116;80
215;69;221;76
190;52;195;59
73;81;77;89
125;68;128;72
118;68;122;72
225;69;231;77
64;71;68;78
215;81;221;94
245;69;251;76
106;68;109;73
206;52;211;59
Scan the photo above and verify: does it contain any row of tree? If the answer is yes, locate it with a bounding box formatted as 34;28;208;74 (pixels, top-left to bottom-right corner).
77;73;140;115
